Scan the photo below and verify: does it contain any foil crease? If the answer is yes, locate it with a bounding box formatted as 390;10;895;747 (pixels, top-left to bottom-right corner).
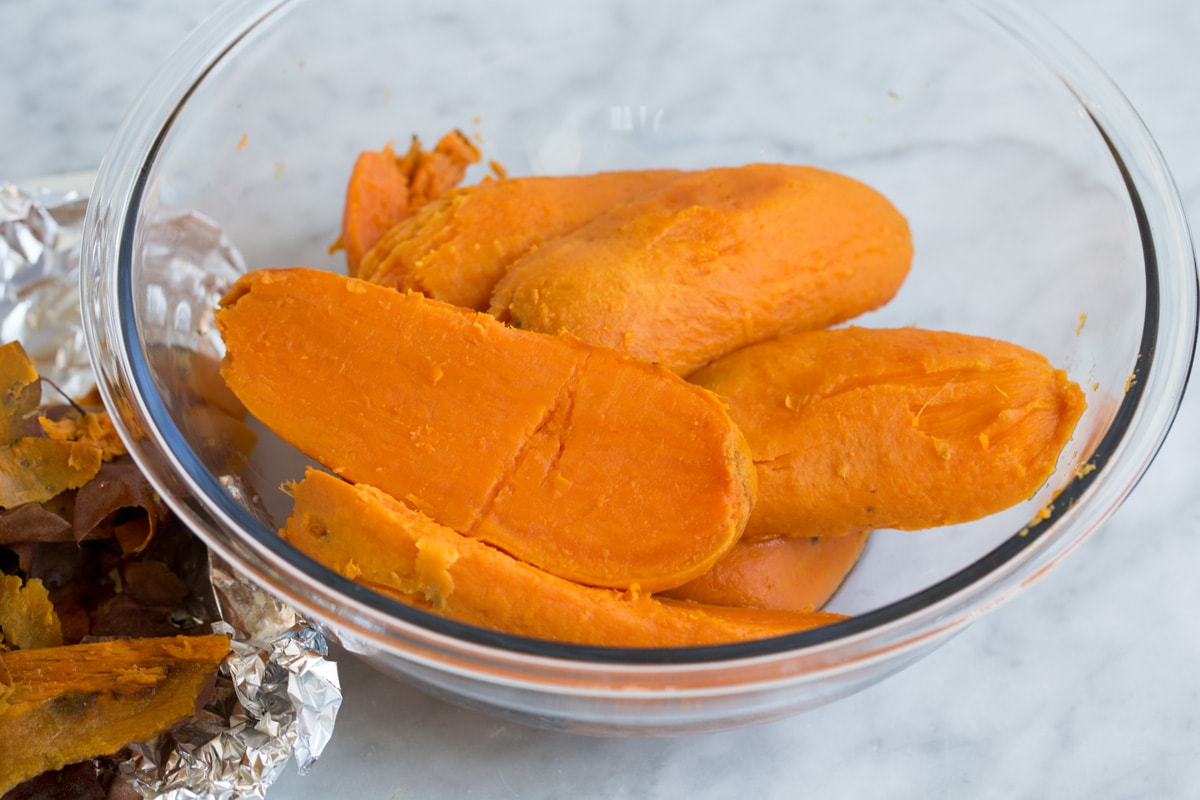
1;183;93;397
121;623;341;800
1;181;342;799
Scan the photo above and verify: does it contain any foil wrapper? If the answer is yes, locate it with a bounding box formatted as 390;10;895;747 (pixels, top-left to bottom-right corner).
0;180;342;799
120;619;341;800
1;183;92;397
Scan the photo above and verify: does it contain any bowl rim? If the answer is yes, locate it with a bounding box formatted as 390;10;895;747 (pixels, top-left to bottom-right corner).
82;0;1198;679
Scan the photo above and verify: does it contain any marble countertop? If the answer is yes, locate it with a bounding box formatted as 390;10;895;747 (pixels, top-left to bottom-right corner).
3;1;1199;798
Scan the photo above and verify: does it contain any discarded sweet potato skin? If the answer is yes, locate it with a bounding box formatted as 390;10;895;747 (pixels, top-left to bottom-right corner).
217;267;755;592
361;169;680;310
690;326;1087;540
0;437;103;508
0;340;41;445
0;342;114;508
489;164;914;375
282;469;842;647
0;634;230;795
659;531;871;612
0;575;63;650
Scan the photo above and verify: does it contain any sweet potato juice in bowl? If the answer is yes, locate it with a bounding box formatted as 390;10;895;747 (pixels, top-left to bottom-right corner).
81;0;1196;733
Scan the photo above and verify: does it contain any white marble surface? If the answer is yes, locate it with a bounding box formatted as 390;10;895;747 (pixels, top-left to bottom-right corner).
3;1;1199;798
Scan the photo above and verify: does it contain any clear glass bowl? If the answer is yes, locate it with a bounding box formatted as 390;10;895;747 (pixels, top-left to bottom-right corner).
81;0;1196;734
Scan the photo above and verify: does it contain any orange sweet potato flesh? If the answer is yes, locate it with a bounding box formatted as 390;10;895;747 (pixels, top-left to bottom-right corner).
217;267;755;592
660;530;871;613
0;634;230;795
282;468;842;646
360;169;680;310
338;132;481;276
339;145;410;277
399;130;483;210
690;326;1087;540
489;164;913;375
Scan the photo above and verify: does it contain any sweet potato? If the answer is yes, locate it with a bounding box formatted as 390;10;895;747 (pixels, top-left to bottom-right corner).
0;340;40;445
0;634;230;795
489;164;913;375
337;144;410;277
690;326;1086;539
0;575;63;650
337;132;481;276
659;530;871;612
360;169;679;310
0;341;116;508
217;267;755;592
0;436;104;508
282;468;842;646
38;409;126;460
398;130;483;210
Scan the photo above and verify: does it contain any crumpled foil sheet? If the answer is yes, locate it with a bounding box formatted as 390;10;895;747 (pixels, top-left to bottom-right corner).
1;180;342;799
1;183;93;397
120;619;341;800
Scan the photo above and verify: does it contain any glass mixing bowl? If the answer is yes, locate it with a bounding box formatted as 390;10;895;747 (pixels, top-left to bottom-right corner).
81;0;1196;734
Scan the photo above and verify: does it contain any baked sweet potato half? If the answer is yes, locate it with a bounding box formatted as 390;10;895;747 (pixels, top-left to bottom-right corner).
690;326;1086;539
282;468;842;646
217;267;756;592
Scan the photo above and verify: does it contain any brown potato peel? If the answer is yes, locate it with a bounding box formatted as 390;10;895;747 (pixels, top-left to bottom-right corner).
0;341;129;510
0;634;230;795
0;341;41;446
0;574;63;650
0;339;229;797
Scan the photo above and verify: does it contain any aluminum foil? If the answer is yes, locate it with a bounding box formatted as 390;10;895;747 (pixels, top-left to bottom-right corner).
1;183;93;397
1;180;342;799
120;619;341;800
